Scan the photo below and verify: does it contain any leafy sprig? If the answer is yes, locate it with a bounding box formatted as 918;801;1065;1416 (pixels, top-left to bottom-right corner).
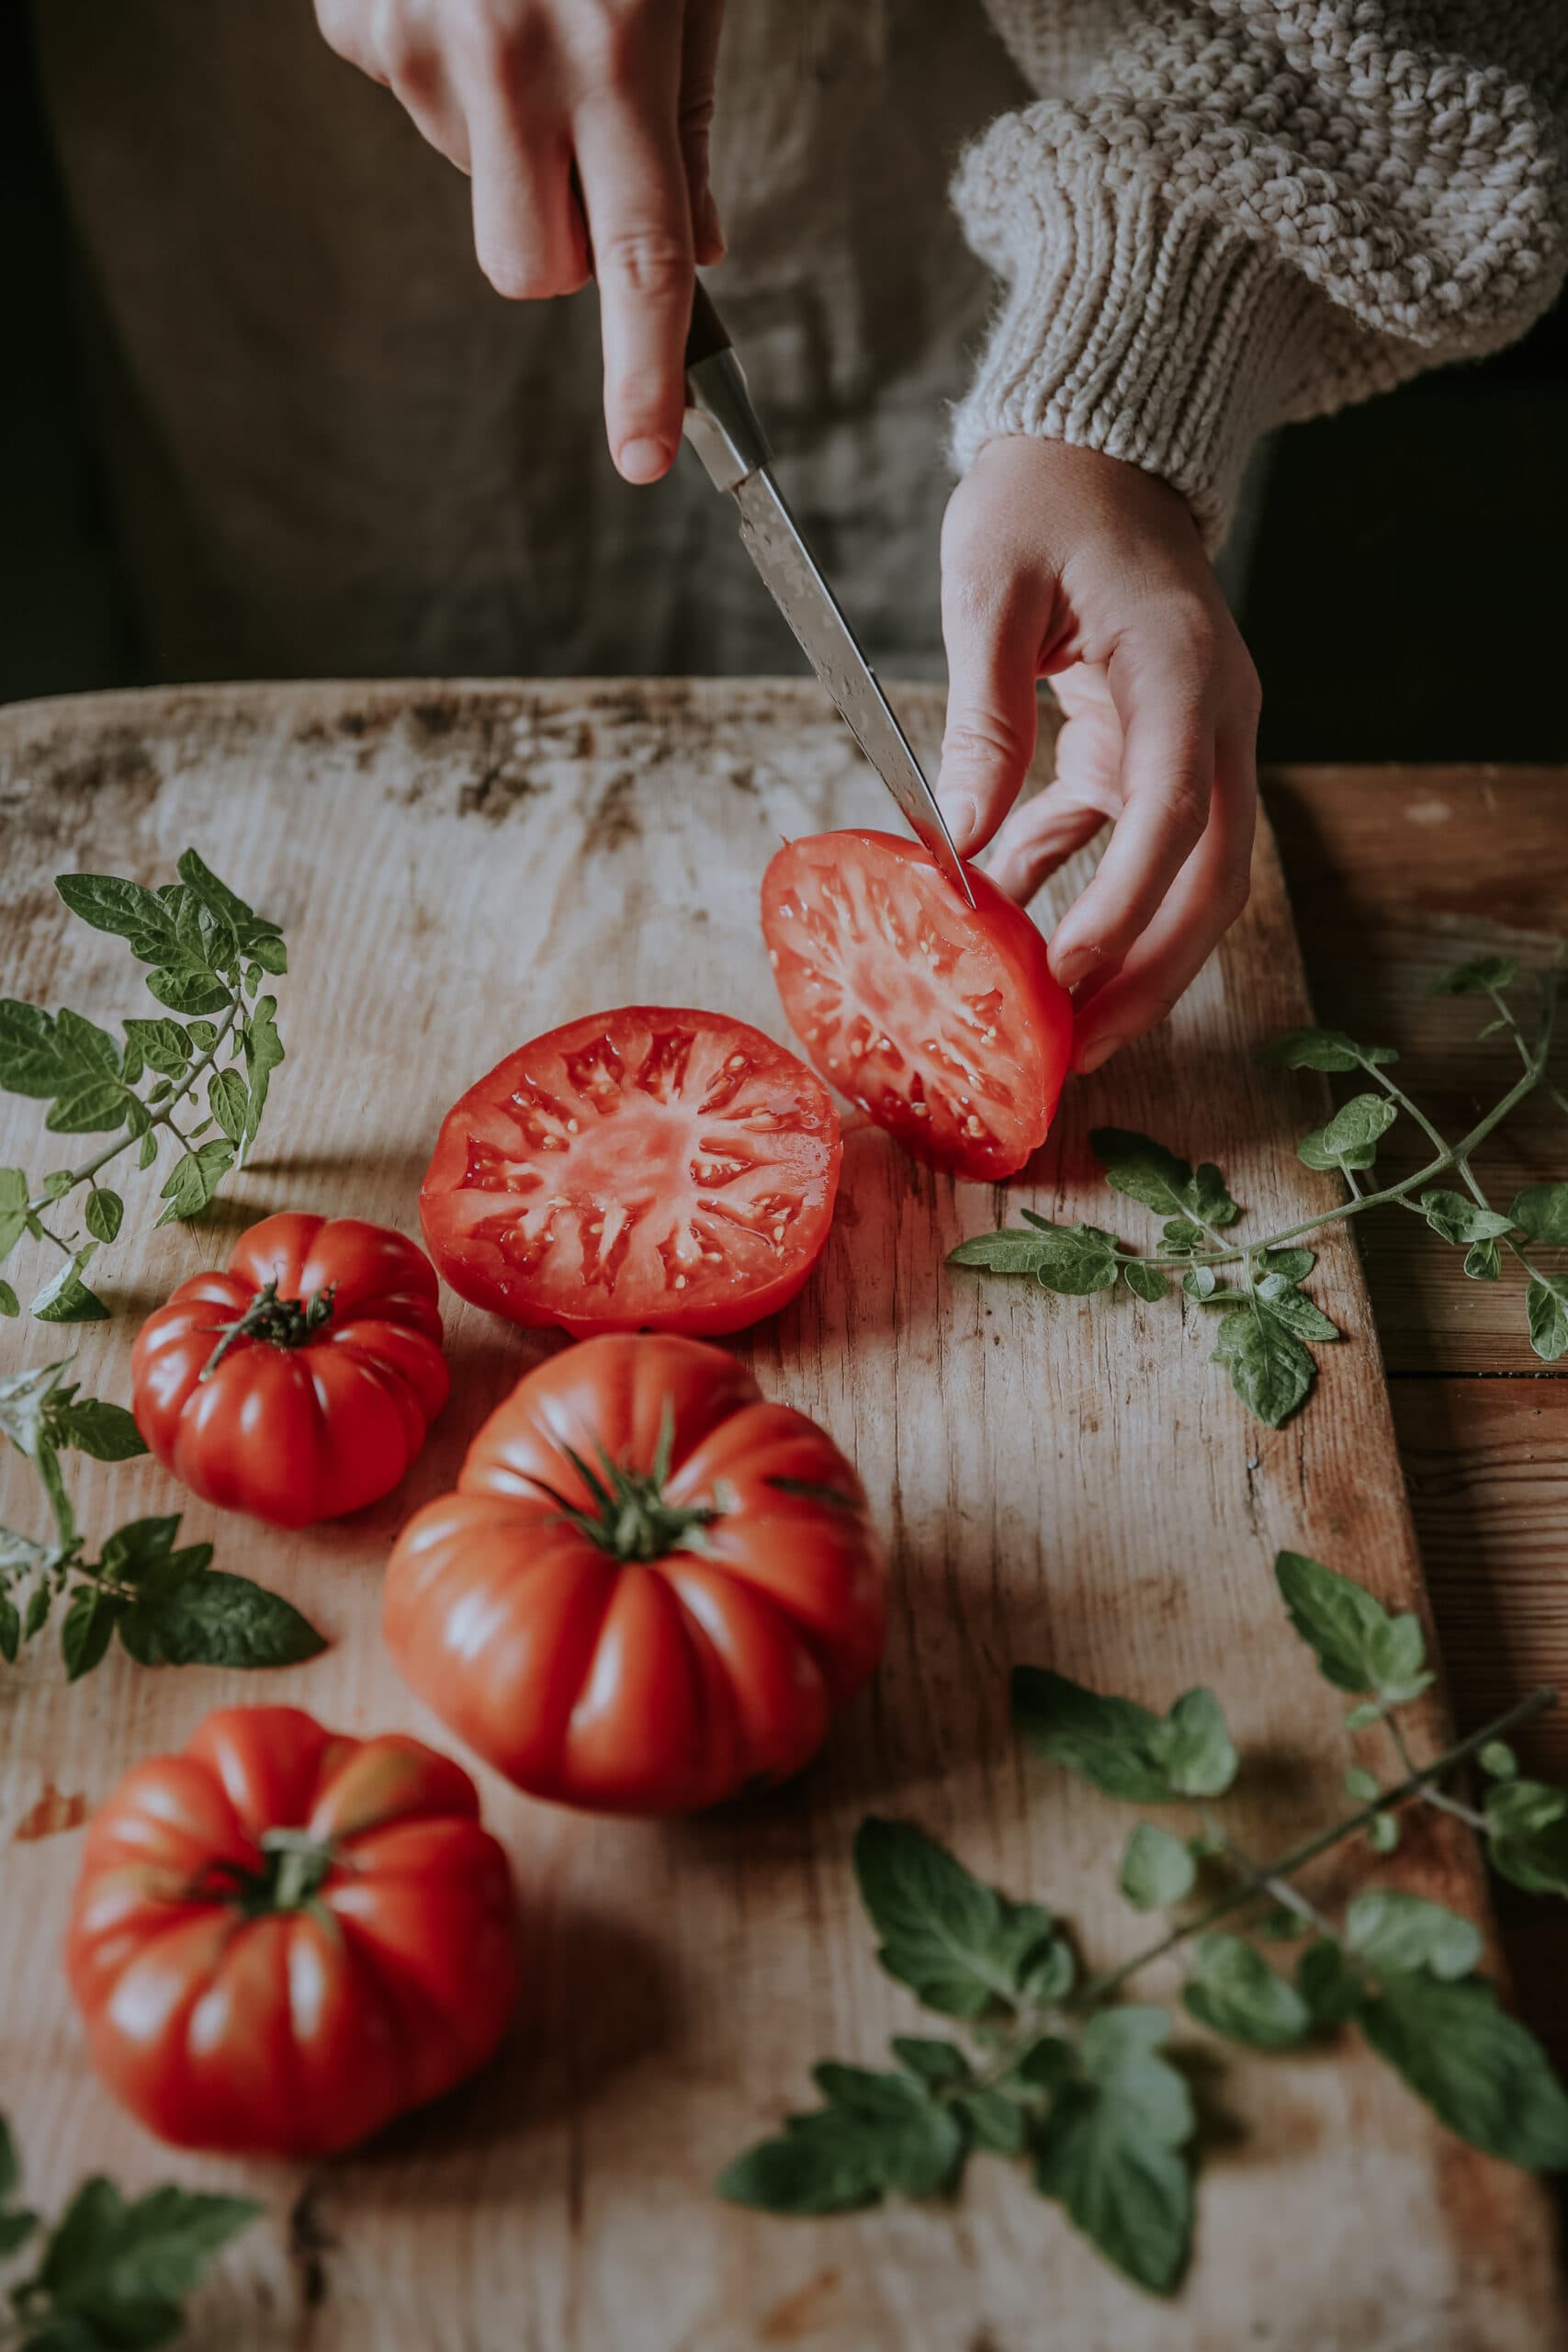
719;1551;1568;2296
951;955;1567;1425
0;850;287;1325
1;858;321;1678
0;2111;258;2351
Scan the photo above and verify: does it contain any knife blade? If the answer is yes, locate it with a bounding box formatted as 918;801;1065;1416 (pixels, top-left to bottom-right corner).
682;281;975;906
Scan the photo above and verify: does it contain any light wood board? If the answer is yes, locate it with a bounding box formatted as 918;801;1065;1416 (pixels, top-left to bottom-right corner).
1;680;1560;2351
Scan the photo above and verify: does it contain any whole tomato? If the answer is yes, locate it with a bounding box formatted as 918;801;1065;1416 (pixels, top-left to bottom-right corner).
131;1211;449;1526
66;1706;518;2156
383;1334;887;1815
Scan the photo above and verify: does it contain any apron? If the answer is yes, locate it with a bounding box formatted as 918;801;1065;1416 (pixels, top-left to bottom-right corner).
33;1;1032;683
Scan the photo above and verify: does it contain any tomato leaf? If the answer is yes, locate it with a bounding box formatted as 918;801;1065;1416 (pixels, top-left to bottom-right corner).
1296;1091;1397;1173
121;1019;193;1080
1210;1301;1315;1426
852;1818;1062;2020
1258;1028;1398;1071
1032;2008;1195;2295
49;1396;146;1463
60;1588;123;1681
0;1167;28;1263
154;1140;235;1227
1274;1552;1432;1702
208;1068;249;1144
1295;1939;1365;2029
1182;1934;1313;2049
717;2064;967;2216
1464;1238;1503;1282
1428;954;1518;997
948;1221;1118;1293
1122;1261;1169;1304
17;2168;260;2346
1089;1129;1238;1232
0;1282;17;1318
54;875;185;965
145;965;232;1018
1485;1779;1568;1897
1417;1189;1517;1246
239;995;285;1157
1118;1823;1195;1911
1344;1892;1482;1982
31;1250;111;1326
1510;1183;1568;1245
1526;1273;1568;1363
84;1188;124;1245
116;1568;326;1669
1359;1973;1568;2169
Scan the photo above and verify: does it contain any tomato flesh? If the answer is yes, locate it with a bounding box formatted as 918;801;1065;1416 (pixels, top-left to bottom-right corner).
420;1007;841;1336
761;830;1072;1180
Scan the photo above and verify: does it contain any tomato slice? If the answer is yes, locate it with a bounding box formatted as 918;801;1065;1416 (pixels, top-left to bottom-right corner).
761;829;1073;1180
420;1007;841;1337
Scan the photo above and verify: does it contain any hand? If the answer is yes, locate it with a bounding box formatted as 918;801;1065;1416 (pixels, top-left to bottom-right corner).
937;437;1260;1076
314;0;725;482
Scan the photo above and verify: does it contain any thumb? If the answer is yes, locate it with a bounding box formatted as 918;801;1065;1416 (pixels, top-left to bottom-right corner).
937;545;1050;857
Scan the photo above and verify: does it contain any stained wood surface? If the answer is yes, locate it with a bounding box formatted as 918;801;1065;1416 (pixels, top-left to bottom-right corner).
0;682;1560;2351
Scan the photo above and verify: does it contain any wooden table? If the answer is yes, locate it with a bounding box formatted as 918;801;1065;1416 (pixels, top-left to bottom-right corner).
1;687;1562;2348
1269;765;1568;2073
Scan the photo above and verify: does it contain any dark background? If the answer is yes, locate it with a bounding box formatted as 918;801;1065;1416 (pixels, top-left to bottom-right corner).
3;6;1564;758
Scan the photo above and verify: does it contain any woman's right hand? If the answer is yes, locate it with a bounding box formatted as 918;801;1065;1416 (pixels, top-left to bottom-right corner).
314;0;725;482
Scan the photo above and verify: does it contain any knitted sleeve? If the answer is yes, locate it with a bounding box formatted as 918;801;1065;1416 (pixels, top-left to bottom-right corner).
956;2;1568;547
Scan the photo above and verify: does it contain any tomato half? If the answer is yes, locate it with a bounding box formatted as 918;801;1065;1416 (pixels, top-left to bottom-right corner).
66;1706;518;2155
131;1211;448;1527
419;1007;841;1338
383;1334;886;1815
761;830;1073;1180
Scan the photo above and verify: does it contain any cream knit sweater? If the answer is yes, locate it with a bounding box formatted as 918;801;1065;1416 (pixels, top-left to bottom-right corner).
954;1;1568;546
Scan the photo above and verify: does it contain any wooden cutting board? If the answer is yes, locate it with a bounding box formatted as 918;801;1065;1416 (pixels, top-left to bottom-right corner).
0;679;1559;2351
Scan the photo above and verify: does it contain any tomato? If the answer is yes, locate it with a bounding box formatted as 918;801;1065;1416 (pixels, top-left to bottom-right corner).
419;1006;841;1338
131;1211;448;1527
65;1706;517;2156
761;829;1073;1180
382;1334;886;1815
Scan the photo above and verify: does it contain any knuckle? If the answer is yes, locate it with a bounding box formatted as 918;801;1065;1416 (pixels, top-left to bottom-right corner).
479;244;571;301
940;714;1024;774
1216;865;1252;924
1155;773;1209;845
599;227;692;298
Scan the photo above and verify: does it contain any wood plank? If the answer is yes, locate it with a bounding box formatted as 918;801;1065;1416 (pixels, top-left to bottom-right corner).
1;684;1559;2350
1267;765;1568;1375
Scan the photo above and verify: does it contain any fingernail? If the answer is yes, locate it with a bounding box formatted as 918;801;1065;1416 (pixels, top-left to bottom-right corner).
1053;943;1099;991
938;792;978;852
1075;1033;1124;1077
618;436;671;484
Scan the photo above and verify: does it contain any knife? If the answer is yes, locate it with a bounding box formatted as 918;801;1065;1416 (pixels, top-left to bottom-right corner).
682;280;976;906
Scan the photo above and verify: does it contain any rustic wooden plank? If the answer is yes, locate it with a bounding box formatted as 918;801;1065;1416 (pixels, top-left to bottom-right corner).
1;684;1559;2350
1267;765;1568;1376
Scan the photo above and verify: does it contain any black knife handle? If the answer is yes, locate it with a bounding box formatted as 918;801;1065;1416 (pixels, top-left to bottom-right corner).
685;277;732;372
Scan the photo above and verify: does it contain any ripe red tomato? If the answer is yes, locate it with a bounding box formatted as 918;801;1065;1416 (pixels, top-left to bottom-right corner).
131;1211;448;1527
383;1334;886;1815
419;1006;841;1338
761;830;1073;1180
66;1706;518;2156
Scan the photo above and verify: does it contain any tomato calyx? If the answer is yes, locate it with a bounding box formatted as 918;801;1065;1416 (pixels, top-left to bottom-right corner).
192;1827;343;1920
200;1278;338;1379
529;1401;728;1563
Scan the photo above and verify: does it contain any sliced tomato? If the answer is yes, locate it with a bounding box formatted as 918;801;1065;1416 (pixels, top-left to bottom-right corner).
761;830;1073;1180
420;1007;841;1337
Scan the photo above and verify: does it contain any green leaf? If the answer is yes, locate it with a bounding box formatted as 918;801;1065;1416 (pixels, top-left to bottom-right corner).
208;1068;249;1144
154;1139;235;1227
888;2038;972;2087
1464;1239;1503;1283
1211;1302;1314;1426
44;1079;130;1136
31;1250;110;1326
1510;1184;1568;1246
1182;1264;1217;1301
1345;1892;1483;1983
1011;1670;1172;1804
240;996;284;1156
60;1588;123;1680
1258;1028;1397;1072
1486;1780;1568;1897
145;965;231;1018
0;1167;28;1262
717;2069;965;2216
1260;1247;1316;1283
1366;1813;1400;1855
1182;1934;1312;2049
138;1131;159;1171
0;1281;17;1317
1297;1092;1397;1173
1147;1689;1237;1797
176;850;283;958
34;2173;259;2325
950;1230;1061;1274
51;1397;147;1463
852;1818;1057;2019
23;1581;51;1642
54;873;183;964
0;1595;18;1663
1033;2007;1194;2295
1122;1261;1168;1304
952;1216;1122;1295
116;1569;326;1669
1295;1939;1364;2028
1417;1189;1517;1246
1428;955;1518;998
1344;1767;1381;1804
1275;1553;1431;1702
83;1189;124;1245
1344;1701;1384;1732
1119;1823;1196;1910
122;1019;192;1079
0;2109;20;2202
954;2086;1030;2155
1480;1740;1517;1780
1252;1272;1341;1341
1526;1274;1568;1363
1360;1972;1568;2169
1089;1129;1237;1232
0;1358;75;1457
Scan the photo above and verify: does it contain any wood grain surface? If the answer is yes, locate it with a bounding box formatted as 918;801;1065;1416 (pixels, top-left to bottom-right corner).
0;681;1560;2352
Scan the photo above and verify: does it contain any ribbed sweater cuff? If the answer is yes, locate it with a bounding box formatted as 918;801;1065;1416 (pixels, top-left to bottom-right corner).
951;141;1333;553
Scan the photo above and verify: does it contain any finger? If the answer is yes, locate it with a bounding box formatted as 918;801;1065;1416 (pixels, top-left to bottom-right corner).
936;559;1053;857
682;0;727;263
986;786;1112;907
574;81;695;483
1069;723;1258;1071
1045;639;1214;991
465;81;590;299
